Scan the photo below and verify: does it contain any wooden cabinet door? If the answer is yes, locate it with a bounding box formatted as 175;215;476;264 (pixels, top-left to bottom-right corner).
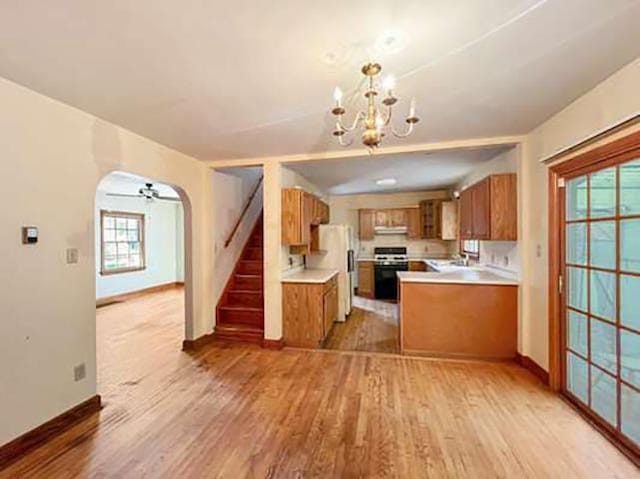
440;201;457;240
421;200;440;239
459;188;474;239
302;193;314;243
375;210;389;227
282;189;304;245
409;261;427;272
406;208;422;239
472;179;491;240
489;174;517;240
390;208;407;227
320;201;330;224
357;261;374;298
323;284;338;338
359;209;375;240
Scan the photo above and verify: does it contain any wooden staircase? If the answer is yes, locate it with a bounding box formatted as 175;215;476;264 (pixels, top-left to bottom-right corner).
215;214;264;344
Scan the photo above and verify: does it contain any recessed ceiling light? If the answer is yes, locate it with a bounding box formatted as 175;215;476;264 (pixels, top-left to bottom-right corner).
376;178;397;186
375;30;409;55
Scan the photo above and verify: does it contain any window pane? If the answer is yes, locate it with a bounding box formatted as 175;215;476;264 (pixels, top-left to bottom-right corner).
130;254;141;267
129;242;140;254
620;158;640;216
589;167;616;218
567;352;588;404
117;256;129;268
621;384;640;446
621;274;640;332
590;270;616;320
104;229;116;242
127;218;139;230
591;318;617;374
127;229;139;241
590;221;616;269
567;310;588;357
621;330;640;389
116;217;128;229
104;216;115;229
104;257;117;269
117;242;130;255
104;242;117;257
591;366;617;426
621;219;640;273
567;267;587;312
567;176;588;221
566;223;587;265
116;229;128;241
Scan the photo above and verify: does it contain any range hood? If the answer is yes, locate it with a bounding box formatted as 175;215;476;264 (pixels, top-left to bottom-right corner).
374;225;408;235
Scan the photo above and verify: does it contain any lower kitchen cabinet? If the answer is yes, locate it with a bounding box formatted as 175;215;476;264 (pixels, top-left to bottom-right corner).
408;261;427;272
357;261;374;298
283;274;338;348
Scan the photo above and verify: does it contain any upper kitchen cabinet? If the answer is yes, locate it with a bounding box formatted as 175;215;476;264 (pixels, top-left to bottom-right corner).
406;207;422;239
420;200;457;240
389;208;407;227
282;188;330;253
459;174;517;241
359;209;375;240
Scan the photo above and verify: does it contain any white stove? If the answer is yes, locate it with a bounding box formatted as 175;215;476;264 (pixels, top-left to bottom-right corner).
374;247;408;266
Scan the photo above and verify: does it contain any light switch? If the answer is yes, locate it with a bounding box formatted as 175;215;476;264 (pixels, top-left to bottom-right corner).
66;248;79;264
22;226;38;244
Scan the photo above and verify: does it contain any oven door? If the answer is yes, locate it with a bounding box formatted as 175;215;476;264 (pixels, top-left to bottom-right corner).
374;264;407;300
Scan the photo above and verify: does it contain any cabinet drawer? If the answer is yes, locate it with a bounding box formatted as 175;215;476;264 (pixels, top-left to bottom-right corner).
324;274;338;294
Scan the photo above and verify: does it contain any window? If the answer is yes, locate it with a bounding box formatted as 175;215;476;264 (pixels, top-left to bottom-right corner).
462;239;480;258
101;210;145;275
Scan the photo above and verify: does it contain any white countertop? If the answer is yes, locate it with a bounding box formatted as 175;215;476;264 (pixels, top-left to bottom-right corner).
397;264;518;286
281;268;339;284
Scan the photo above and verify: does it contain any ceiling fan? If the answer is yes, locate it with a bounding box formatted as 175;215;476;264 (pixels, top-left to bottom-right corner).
106;183;181;202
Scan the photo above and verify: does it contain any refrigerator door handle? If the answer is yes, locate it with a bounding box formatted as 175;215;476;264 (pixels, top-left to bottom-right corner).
347;249;355;273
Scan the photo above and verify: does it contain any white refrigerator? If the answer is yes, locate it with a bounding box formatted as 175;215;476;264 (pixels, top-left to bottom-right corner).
306;224;355;322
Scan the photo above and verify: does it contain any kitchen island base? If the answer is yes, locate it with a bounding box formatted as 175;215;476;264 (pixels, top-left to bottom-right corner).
399;281;517;360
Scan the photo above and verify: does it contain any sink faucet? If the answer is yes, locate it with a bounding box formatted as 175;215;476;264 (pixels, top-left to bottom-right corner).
462;253;470;267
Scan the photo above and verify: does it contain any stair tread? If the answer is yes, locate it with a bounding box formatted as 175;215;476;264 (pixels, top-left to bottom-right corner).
220;305;263;312
235;273;262;278
216;323;263;331
229;290;262;295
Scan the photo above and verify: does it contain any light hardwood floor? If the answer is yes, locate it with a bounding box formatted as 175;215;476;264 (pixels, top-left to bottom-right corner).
2;288;638;478
324;296;400;354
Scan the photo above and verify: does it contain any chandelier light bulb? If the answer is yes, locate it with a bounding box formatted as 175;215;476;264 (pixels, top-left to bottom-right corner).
409;97;416;118
333;87;343;104
383;75;395;94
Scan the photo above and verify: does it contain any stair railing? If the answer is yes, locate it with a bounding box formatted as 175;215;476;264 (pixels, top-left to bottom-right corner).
224;175;263;248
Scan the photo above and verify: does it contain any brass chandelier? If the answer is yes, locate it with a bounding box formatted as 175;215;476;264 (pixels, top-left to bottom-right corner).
331;62;419;151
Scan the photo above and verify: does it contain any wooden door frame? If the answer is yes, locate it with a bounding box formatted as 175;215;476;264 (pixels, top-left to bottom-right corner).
548;130;640;464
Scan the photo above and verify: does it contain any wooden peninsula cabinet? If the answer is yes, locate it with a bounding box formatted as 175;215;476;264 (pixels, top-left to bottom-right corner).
282;272;338;348
459;174;517;241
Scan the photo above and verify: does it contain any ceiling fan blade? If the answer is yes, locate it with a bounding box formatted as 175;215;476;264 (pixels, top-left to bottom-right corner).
156;196;182;202
106;192;142;198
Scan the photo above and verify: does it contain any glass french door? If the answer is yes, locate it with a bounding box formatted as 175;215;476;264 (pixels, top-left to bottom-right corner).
563;157;640;455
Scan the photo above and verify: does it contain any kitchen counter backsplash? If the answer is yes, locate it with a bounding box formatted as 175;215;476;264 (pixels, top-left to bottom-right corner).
359;236;456;258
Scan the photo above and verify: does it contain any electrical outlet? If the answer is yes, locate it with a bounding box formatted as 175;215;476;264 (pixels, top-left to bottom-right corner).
536;244;542;258
66;248;79;264
74;363;86;382
503;256;509;267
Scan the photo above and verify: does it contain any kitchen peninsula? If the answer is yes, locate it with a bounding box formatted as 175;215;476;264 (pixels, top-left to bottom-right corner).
397;263;518;359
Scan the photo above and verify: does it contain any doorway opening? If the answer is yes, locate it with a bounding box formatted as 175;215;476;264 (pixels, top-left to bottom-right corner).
95;171;191;400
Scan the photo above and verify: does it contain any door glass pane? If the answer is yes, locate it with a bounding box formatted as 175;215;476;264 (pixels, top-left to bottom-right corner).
567;176;588;221
590;167;616;218
567;266;588;312
621;219;640;273
591;367;617;426
620;158;640;215
567;352;588;404
590;221;616;269
567;310;588;357
621;329;640;389
621;384;640;445
566;223;587;265
591;318;617;374
590;270;616;320
621;274;640;332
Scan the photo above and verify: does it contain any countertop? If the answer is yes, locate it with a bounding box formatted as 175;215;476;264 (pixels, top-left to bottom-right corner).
397;264;519;286
281;268;339;284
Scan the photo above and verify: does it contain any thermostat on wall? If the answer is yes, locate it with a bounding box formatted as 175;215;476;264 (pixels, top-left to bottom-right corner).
22;226;38;244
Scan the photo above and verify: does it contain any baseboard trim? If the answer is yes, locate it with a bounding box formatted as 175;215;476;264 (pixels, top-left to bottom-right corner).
182;332;215;351
0;395;102;470
516;353;549;386
262;338;285;350
96;282;184;307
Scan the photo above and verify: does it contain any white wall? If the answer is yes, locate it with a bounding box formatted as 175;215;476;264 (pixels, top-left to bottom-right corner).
95;191;183;299
521;57;640;370
0;76;214;446
457;147;520;273
211;168;263;312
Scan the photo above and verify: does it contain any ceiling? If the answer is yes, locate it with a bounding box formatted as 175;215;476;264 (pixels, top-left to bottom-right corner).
97;171;180;198
1;1;639;162
286;146;512;195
